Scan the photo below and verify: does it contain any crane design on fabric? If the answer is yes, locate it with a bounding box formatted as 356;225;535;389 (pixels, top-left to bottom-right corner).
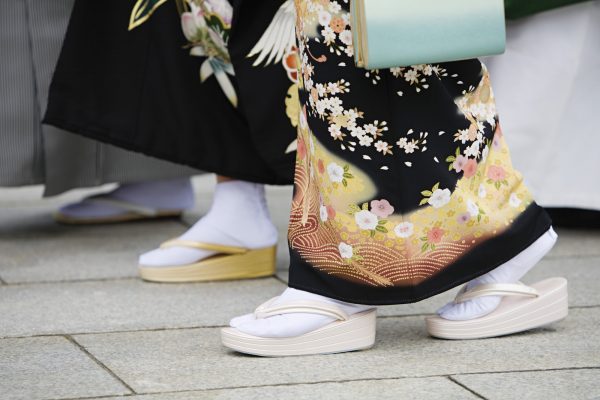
128;0;297;111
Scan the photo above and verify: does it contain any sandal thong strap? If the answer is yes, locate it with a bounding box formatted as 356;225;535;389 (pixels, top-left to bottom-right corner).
455;282;540;304
254;297;349;321
85;196;160;217
160;239;249;254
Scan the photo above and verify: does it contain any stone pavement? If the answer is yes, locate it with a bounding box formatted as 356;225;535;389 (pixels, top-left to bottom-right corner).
1;177;599;400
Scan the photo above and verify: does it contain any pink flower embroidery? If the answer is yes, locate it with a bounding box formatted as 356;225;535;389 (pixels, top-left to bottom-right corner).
317;159;325;174
427;227;445;244
463;159;478;178
453;155;468;173
205;0;233;24
370;199;395;218
487;165;506;181
326;205;336;219
297;137;307;160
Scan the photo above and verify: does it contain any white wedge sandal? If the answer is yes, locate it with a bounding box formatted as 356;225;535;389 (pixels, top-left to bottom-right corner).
426;277;568;340
221;297;377;357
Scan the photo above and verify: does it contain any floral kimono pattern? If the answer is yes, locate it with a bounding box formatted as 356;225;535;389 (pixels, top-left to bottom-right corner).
45;0;299;185
287;0;552;304
129;0;299;149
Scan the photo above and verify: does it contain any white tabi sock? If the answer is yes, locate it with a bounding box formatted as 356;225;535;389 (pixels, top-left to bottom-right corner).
230;288;374;338
58;178;194;218
436;227;558;321
138;180;278;267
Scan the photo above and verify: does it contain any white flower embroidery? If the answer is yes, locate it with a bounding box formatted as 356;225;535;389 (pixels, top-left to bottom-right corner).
328;97;344;116
316;83;326;97
329;124;343;139
481;146;489;163
349;126;365;138
465;142;480;158
327;162;344;183
329;2;342;13
321;26;336;44
394;222;414;238
327;82;341;95
374;141;390;153
404;69;420;84
318;10;332;26
316;99;328;116
428;188;452;208
354;210;379;230
455;129;470;144
390;67;403;76
467;199;479;217
363;124;377;136
478;184;487;199
339;30;353;46
509;193;522;208
320;205;328;221
338;242;353;259
359;135;374;147
404;140;418;154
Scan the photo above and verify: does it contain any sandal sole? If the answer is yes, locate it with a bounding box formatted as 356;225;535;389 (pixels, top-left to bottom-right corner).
426;277;568;339
138;246;277;283
221;309;377;357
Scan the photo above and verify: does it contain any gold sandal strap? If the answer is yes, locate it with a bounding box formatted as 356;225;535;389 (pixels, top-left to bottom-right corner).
160;240;249;254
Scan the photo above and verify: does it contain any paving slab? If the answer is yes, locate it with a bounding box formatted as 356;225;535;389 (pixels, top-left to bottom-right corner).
548;228;600;259
526;256;600;307
453;368;600;400
0;336;129;400
103;377;478;400
0;278;285;338
72;307;598;393
0;207;188;284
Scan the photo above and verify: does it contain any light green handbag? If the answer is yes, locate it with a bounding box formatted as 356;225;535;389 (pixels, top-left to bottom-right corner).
352;0;507;69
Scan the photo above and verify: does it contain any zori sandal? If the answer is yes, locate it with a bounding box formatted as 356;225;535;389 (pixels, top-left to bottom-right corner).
426;277;568;340
221;297;377;357
138;240;277;283
54;196;183;225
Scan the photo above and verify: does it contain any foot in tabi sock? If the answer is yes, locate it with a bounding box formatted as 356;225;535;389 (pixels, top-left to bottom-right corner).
436;227;559;321
221;288;377;356
138;180;279;282
55;178;194;224
230;288;374;337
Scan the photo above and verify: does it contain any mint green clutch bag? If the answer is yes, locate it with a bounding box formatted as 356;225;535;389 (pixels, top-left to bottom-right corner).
352;0;506;69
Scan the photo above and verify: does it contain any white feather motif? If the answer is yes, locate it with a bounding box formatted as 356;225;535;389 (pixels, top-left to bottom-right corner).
247;0;296;67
